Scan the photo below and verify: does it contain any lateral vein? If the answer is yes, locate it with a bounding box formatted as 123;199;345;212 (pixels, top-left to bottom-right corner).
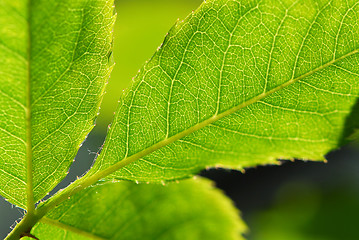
40;217;106;240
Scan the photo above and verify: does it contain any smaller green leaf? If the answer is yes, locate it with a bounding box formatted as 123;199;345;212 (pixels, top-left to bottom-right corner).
29;179;246;240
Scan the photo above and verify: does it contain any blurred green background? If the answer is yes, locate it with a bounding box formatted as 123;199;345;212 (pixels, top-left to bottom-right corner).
1;0;359;239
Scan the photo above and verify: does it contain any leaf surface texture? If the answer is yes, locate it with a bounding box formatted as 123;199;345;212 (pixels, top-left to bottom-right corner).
90;0;359;182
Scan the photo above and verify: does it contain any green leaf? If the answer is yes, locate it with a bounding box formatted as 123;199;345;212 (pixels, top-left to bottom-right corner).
0;0;115;208
29;179;246;240
88;0;359;182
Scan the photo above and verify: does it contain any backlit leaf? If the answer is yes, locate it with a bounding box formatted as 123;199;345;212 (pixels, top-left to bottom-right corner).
90;0;359;182
0;0;115;208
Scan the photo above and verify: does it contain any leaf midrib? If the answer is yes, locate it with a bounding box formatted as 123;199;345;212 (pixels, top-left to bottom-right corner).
25;0;34;213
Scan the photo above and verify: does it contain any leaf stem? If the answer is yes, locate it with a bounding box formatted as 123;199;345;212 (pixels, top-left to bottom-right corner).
25;0;34;214
5;212;41;240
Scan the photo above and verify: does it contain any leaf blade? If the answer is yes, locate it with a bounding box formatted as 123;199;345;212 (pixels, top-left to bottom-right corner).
90;0;359;182
30;179;246;240
0;0;115;208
